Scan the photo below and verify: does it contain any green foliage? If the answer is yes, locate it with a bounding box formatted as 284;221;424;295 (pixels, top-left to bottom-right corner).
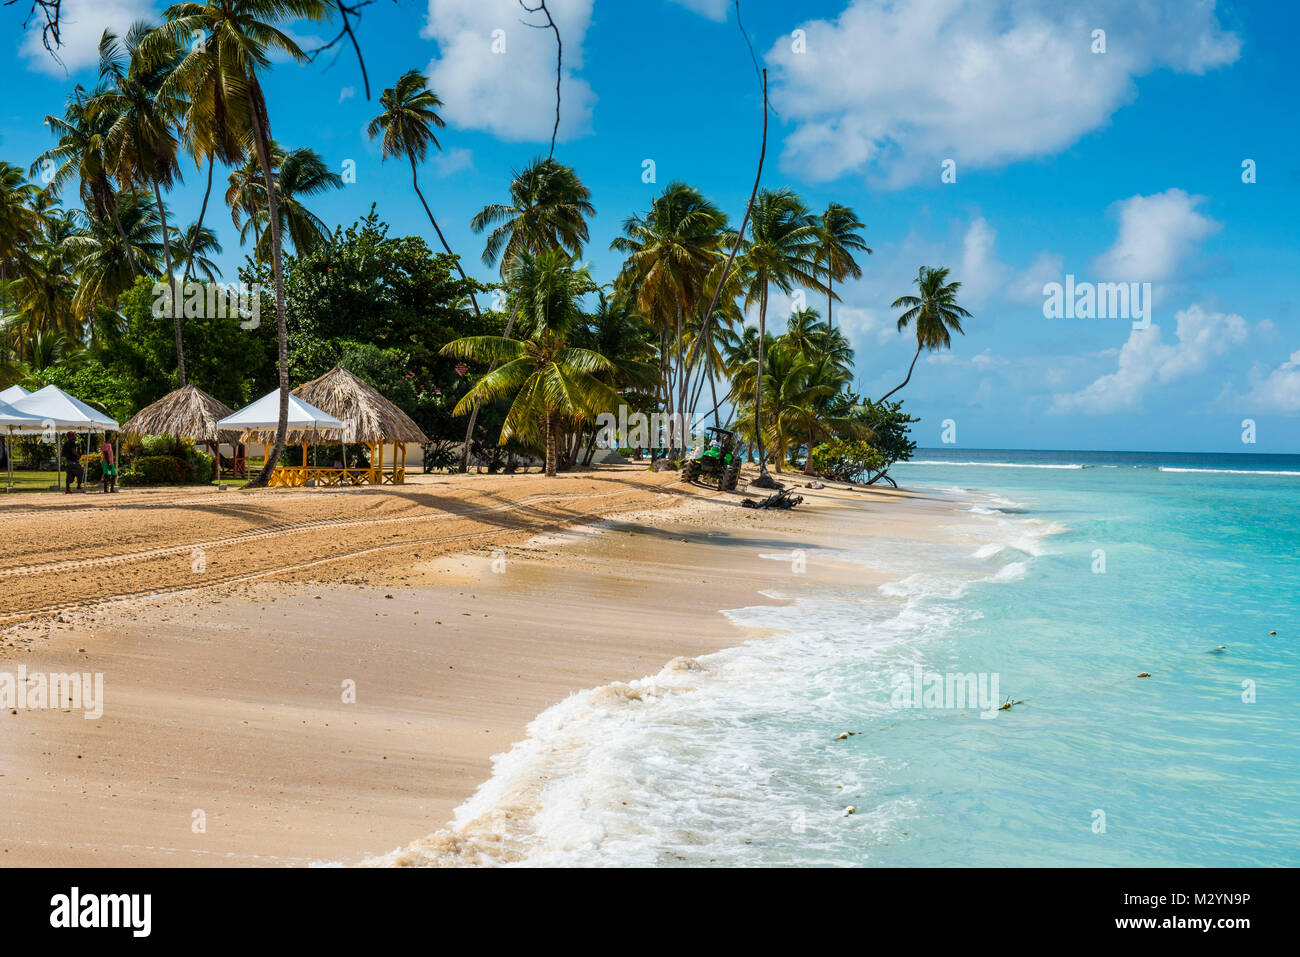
850;398;919;472
119;454;195;486
809;439;886;483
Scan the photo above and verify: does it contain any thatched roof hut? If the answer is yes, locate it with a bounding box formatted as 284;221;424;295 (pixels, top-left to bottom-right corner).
289;366;429;445
120;384;238;443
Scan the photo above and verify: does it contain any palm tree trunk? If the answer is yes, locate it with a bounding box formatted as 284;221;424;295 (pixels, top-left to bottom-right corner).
102;184;138;278
151;179;186;387
754;281;768;473
180;157;215;284
878;341;923;403
545;411;559;477
803;428;817;475
244;83;290;488
826;272;833;335
406;155;487;473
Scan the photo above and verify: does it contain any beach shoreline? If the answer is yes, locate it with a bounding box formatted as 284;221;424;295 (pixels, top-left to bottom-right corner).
0;467;971;866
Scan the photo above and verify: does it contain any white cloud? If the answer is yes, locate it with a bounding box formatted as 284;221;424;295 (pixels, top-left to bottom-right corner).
339;87;356;104
1050;304;1250;414
20;0;157;76
1239;351;1300;413
1007;251;1065;305
431;147;474;178
422;0;595;143
1091;189;1220;282
958;217;1008;304
667;0;729;21
769;0;1240;187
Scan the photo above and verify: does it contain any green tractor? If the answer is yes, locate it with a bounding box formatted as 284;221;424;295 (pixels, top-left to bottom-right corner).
683;426;742;490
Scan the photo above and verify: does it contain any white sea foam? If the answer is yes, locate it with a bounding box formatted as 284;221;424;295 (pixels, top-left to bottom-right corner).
369;488;1056;868
905;460;1084;469
1158;467;1300;476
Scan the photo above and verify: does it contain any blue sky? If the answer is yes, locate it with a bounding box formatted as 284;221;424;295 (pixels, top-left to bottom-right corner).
4;0;1299;453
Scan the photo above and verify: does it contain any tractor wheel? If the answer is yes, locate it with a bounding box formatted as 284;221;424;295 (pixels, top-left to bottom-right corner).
683;459;700;483
721;459;741;491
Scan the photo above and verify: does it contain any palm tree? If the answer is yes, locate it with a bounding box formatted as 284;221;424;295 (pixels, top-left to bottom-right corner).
32;87;139;277
368;68;487;472
611;183;727;452
733;188;824;475
442;250;616;476
471;157;594;274
150;0;330;486
93;22;188;382
879;266;972;402
226;146;341;260
64;189;166;316
176;221;222;281
0;163;42;288
813;203;870;337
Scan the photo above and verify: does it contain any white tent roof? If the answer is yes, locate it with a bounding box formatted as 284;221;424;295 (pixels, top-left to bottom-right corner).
0;396;44;428
216;388;344;433
11;384;119;431
0;385;31;404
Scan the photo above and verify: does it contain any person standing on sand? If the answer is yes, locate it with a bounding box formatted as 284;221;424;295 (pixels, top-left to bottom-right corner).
100;437;117;493
61;433;83;493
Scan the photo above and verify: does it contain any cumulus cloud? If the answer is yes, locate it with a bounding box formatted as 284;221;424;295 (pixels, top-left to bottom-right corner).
769;0;1240;186
20;0;157;76
422;0;595;143
1050;304;1250;414
1238;351;1300;413
1091;189;1220;282
430;147;474;177
1007;251;1066;305
958;217;1008;304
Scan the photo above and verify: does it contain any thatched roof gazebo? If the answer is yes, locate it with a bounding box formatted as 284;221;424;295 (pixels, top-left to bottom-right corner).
281;365;428;486
120;384;238;444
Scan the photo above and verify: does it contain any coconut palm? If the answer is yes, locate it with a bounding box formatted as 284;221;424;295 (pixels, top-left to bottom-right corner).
64;189;166;316
32;87;139;277
149;0;331;485
814;203;870;336
0;162;42;284
441;249;616;476
732;188;824;474
611;183;727;451
176;222;222;281
879;266;972;402
92;22;189;382
226;146;341;260
471;157;594;274
368;68;488;471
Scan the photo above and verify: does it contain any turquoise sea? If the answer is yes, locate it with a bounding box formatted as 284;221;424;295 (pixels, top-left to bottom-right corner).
404;449;1299;867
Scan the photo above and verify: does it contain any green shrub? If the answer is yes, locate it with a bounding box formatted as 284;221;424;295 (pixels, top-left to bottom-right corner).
808;439;886;483
79;452;104;482
119;455;196;486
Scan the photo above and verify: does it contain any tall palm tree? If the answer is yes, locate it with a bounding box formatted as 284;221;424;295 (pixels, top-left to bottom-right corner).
611;183;727;451
879;266;972;402
813;203;870;336
150;0;330;485
733;188;823;475
368;68;487;472
471;157;594;274
32;87;139;277
442;250;615;476
93;22;188;382
0;163;42;289
226;145;341;260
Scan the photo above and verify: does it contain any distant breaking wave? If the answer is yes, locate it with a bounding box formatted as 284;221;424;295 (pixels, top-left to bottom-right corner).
1158;467;1300;476
906;460;1084;469
904;460;1298;476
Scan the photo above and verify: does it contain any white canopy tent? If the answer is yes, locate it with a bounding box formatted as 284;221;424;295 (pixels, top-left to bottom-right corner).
217;389;344;485
1;396;44;492
0;384;31;404
11;385;121;492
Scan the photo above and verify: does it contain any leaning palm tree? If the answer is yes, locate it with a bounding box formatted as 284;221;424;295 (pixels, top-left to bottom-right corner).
813;202;870;336
733;188;824;476
441;249;615;477
879;266;972;402
149;0;331;486
93;23;189;383
368;68;487;472
471;157;594;275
